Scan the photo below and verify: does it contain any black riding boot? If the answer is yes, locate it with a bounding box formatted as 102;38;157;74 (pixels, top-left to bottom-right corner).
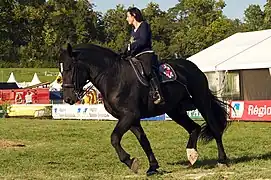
150;72;165;105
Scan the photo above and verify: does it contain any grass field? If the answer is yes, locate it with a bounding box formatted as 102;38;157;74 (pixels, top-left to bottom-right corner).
0;119;270;180
0;68;58;83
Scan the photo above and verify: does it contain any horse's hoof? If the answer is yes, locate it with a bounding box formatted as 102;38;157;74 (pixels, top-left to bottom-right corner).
186;148;199;165
146;169;159;176
217;162;229;168
186;162;195;168
130;158;139;174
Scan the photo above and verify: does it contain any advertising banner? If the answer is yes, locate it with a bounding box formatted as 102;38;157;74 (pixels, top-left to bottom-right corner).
187;110;203;120
52;104;117;120
0;89;50;104
230;100;271;121
165;109;203;120
7;104;52;117
52;104;167;120
142;114;165;121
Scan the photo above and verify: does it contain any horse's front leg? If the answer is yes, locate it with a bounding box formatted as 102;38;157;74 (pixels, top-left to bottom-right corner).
111;115;139;173
130;122;159;176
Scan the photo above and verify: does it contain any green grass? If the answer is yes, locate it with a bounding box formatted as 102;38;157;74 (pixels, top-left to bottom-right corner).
0;68;58;83
0;119;271;179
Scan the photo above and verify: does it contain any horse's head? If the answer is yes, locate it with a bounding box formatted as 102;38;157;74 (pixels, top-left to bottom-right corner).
60;43;120;104
59;43;90;105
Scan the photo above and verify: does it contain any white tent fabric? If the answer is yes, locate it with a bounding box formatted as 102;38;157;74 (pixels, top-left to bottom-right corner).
188;29;271;72
17;82;31;88
7;72;17;83
29;73;41;86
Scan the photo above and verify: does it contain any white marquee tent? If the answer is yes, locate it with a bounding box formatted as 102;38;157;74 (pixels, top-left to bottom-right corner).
29;73;41;86
188;29;271;72
7;72;17;83
188;29;271;100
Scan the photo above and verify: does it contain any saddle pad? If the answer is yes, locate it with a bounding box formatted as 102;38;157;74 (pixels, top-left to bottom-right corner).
159;63;177;83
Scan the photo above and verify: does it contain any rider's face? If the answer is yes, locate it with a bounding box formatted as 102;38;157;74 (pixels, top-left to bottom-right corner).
126;12;135;25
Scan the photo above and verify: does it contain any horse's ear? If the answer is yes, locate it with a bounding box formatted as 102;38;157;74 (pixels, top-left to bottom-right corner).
59;48;65;63
67;43;73;57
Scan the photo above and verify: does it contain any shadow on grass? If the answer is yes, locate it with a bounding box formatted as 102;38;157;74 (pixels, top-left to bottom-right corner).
167;152;271;169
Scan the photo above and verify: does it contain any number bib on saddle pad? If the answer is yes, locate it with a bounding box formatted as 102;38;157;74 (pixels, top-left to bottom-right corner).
158;63;177;83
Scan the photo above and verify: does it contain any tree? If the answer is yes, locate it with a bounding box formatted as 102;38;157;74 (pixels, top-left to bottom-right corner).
0;0;17;64
263;0;271;28
244;4;264;31
42;0;93;66
101;5;130;52
73;0;99;44
0;0;265;67
168;0;239;58
13;1;47;67
143;3;173;59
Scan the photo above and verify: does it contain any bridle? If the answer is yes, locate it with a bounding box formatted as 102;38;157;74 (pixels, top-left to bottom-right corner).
61;55;94;101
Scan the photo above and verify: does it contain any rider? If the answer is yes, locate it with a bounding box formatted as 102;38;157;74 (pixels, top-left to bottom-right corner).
124;7;164;105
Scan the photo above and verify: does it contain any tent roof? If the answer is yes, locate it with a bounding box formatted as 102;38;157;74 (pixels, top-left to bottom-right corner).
7;72;17;83
188;29;271;72
29;73;41;86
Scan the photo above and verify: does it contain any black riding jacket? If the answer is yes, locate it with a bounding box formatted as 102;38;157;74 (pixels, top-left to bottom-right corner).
129;21;152;56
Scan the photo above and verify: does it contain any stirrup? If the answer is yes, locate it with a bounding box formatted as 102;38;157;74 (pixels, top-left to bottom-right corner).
154;98;161;105
153;92;164;105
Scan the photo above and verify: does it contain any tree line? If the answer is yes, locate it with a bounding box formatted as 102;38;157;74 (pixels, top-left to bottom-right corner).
0;0;270;68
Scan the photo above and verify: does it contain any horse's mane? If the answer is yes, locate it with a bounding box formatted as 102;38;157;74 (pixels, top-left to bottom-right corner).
72;43;123;81
73;43;119;58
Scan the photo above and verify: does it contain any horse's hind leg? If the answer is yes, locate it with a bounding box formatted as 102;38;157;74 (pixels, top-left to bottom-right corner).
130;122;159;176
215;135;228;166
193;98;228;166
167;107;201;165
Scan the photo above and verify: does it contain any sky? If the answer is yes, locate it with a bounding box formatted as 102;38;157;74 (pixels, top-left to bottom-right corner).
90;0;267;20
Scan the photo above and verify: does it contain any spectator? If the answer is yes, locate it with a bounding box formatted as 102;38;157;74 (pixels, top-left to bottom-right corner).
25;91;34;104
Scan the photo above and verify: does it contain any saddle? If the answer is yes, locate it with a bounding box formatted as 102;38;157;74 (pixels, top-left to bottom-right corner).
128;57;177;87
128;56;195;111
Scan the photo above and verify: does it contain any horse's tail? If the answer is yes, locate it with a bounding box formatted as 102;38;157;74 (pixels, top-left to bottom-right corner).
199;90;230;143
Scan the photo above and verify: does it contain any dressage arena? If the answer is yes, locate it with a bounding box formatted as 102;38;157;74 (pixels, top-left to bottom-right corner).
1;28;271;179
0;118;270;179
0;69;271;179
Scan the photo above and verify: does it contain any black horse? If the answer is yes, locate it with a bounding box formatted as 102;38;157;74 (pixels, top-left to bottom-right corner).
59;43;230;175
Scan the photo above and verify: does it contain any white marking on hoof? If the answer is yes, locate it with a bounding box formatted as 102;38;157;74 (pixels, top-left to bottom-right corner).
186;148;199;165
131;158;139;174
217;162;229;168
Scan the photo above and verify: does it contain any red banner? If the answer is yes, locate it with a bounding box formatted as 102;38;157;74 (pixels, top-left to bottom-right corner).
0;89;49;104
230;100;271;121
